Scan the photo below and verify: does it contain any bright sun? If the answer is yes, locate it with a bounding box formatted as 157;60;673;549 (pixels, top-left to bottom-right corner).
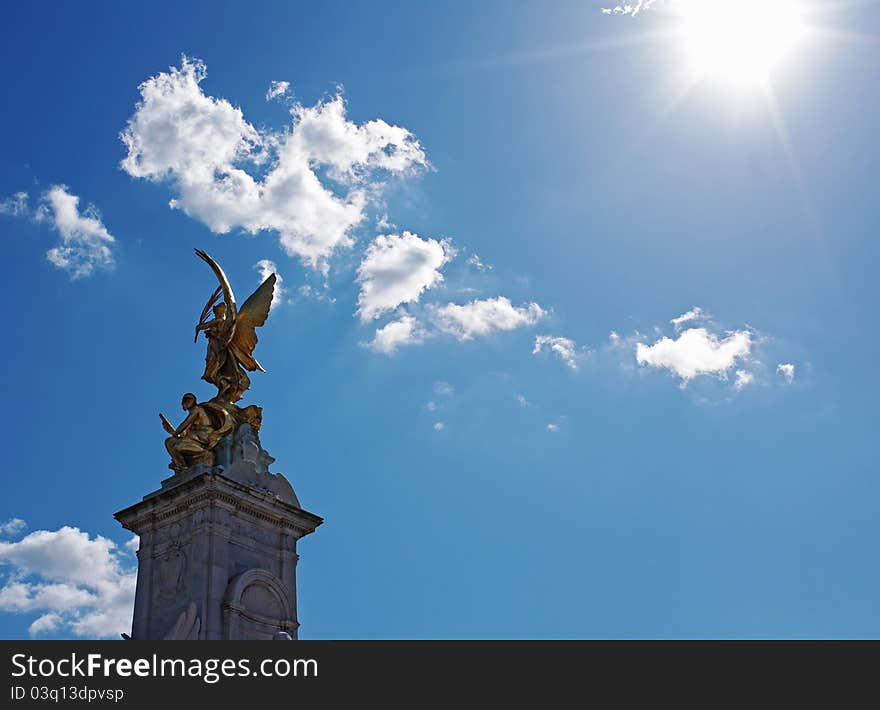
678;0;806;86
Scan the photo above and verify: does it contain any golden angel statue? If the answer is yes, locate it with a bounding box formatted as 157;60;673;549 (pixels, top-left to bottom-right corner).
192;249;276;404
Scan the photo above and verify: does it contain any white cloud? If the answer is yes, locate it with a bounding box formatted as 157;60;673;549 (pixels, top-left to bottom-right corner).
0;581;96;613
297;283;337;305
37;186;116;279
5;185;116;279
0;191;28;216
516;394;528;407
124;536;139;553
121;57;427;271
777;362;795;384
670;306;706;330
533;335;584;371
365;298;545;356
375;213;394;232
734;369;755;391
434;381;455;396
0;524;136;639
602;1;658;16
266;80;290;100
467;254;493;271
425;400;437;412
430;297;545;341
0;518;26;536
546;423;560;432
254;259;286;309
29;612;63;636
636;327;752;383
356;232;454;322
366;315;427;355
433;422;445;431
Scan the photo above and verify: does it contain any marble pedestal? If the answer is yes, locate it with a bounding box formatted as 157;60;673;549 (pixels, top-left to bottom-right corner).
115;462;322;640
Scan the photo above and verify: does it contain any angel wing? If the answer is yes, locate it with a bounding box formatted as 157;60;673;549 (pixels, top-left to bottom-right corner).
229;272;276;372
194;248;237;319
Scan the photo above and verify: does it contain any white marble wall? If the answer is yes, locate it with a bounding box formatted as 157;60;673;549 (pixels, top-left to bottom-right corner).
116;471;322;640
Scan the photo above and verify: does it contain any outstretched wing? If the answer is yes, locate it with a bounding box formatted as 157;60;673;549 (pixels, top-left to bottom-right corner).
194;248;237;318
230;273;276;372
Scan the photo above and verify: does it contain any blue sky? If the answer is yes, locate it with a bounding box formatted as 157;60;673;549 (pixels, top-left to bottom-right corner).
0;0;878;638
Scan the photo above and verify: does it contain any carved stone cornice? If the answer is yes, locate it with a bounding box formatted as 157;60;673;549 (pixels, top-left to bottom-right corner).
114;471;322;539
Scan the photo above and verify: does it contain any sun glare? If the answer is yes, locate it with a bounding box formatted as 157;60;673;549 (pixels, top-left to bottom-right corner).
678;0;806;86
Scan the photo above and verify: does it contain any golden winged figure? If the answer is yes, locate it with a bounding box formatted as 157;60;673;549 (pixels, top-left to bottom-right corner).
193;248;276;403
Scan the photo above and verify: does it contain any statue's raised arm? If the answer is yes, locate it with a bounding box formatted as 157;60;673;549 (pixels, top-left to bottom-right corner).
194;248;276;403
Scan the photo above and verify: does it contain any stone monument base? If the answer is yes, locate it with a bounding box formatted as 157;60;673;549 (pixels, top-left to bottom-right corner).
115;468;322;640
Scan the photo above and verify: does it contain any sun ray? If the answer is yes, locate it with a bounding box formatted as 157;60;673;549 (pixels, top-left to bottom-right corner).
423;28;680;78
759;79;839;285
608;74;701;172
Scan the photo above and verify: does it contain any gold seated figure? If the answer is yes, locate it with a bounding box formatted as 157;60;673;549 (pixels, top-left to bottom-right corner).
161;393;234;471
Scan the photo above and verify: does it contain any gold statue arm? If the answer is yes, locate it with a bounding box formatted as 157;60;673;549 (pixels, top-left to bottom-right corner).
161;409;198;438
194;285;223;342
172;410;199;437
194;320;215;339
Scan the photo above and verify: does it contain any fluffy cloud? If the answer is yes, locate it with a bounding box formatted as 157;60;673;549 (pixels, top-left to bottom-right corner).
38;186;116;279
29;613;63;636
0;192;28;216
636;327;752;382
670;306;706;330
429;297;545;341
120;57;427;271
0;524;136;638
546;423;560;432
433;422;445;431
1;186;116;279
777;362;795;383
366;315;427;354
734;369;755;391
266;80;290;100
254;259;286;310
297;283;336;305
467;254;492;272
533;335;585;371
434;381;454;395
366;297;546;356
356;232;454;322
0;519;26;536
